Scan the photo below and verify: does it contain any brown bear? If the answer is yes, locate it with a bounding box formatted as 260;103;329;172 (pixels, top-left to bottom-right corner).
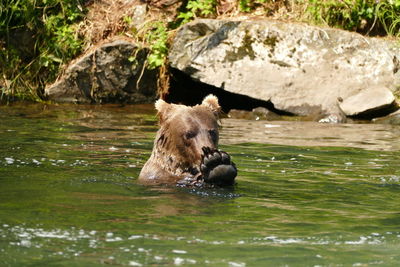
139;95;237;186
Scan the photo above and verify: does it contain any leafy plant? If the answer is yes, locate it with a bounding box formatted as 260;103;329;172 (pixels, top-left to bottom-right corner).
139;21;169;70
0;0;85;101
177;0;217;24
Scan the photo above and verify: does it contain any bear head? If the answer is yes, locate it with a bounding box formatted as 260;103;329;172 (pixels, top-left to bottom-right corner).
154;95;221;172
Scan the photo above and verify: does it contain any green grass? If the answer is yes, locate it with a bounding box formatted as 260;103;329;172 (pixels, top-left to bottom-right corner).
304;0;400;36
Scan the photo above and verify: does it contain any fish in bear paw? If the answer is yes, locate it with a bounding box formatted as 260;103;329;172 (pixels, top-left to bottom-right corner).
138;95;237;187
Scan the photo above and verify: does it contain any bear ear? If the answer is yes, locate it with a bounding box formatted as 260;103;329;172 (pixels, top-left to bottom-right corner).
155;98;172;122
201;94;221;114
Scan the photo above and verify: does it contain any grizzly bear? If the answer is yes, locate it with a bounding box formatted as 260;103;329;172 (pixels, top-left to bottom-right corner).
139;95;237;186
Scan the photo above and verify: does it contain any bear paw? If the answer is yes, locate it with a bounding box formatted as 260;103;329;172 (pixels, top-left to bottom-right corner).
200;147;237;186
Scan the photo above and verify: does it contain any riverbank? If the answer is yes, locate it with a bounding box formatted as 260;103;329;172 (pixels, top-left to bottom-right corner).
1;1;400;118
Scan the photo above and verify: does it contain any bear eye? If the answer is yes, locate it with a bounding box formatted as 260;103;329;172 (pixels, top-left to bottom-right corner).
185;131;196;139
209;129;218;142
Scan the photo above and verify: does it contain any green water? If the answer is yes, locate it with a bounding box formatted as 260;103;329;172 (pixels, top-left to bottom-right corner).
1;103;400;266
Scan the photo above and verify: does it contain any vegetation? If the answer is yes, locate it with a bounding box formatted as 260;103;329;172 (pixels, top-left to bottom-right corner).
0;0;86;101
1;0;400;102
177;0;217;24
304;0;400;36
142;21;169;70
239;0;268;13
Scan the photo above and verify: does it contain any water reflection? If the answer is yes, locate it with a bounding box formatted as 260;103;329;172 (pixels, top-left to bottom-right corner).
3;103;399;151
220;119;400;151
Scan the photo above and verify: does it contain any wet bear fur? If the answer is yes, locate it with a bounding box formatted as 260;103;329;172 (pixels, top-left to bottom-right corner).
139;95;237;186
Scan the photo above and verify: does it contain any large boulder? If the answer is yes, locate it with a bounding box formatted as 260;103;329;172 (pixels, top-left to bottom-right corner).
169;19;400;119
45;38;157;104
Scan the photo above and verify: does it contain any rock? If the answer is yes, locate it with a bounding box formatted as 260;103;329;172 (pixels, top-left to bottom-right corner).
339;86;397;118
130;4;147;27
169;19;400;119
228;107;281;120
318;113;346;123
252;107;281;120
45;38;157;104
373;109;400;125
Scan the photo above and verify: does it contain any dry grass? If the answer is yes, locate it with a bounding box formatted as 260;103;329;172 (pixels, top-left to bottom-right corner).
79;0;141;49
79;0;306;49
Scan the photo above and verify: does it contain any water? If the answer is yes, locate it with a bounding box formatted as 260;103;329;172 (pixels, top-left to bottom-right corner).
1;103;400;266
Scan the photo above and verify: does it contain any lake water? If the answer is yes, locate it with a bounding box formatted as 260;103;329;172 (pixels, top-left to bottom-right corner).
1;103;400;266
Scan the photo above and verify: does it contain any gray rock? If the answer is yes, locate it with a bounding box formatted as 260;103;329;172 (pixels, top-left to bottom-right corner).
339;86;396;117
169;19;400;119
45;38;157;104
318;113;346;123
228;107;281;120
130;4;147;27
